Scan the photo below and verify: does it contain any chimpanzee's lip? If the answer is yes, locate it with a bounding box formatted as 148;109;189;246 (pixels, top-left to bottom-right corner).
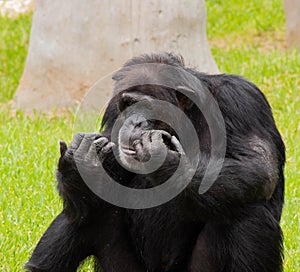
121;146;137;155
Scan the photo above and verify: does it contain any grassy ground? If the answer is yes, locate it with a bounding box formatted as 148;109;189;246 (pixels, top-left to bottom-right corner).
0;0;299;271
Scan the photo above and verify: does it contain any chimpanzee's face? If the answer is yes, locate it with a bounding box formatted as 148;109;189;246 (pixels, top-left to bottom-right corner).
116;90;176;169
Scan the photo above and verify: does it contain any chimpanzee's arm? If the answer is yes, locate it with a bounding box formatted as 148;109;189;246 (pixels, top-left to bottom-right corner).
183;148;277;221
25;211;93;272
27;133;142;272
141;131;279;221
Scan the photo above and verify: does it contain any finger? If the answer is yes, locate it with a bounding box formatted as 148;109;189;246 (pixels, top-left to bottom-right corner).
93;137;109;151
134;140;151;162
99;142;116;160
157;130;172;140
140;132;152;149
133;140;143;156
102;142;115;153
59;141;68;156
133;140;142;152
171;136;185;155
149;130;164;143
69;132;85;150
77;133;98;155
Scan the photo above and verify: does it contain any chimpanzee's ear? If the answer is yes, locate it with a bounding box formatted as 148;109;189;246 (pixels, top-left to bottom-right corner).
176;86;196;110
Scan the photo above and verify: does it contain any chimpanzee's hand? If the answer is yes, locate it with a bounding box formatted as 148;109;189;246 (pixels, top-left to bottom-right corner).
132;130;189;187
58;133;115;177
133;130;184;164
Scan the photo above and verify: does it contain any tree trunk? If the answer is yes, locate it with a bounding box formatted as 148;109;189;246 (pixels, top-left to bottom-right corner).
13;0;219;112
284;0;300;50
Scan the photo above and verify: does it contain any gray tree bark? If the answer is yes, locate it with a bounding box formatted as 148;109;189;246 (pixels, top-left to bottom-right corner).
13;0;219;112
284;0;300;50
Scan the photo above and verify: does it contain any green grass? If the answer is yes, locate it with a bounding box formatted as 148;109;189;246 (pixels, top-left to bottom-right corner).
207;0;285;38
0;0;299;271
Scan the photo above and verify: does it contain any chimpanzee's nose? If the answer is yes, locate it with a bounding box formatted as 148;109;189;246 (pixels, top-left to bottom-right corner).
127;115;148;147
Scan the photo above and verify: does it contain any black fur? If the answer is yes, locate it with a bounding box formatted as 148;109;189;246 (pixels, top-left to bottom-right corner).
26;53;285;272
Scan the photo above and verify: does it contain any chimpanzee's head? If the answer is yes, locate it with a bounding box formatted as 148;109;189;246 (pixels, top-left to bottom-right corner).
101;53;203;170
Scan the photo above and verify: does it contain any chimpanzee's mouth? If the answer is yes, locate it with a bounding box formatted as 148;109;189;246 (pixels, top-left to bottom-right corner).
120;129;176;158
121;145;137;156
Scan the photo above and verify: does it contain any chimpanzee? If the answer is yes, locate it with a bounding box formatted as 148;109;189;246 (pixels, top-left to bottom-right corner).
26;52;285;272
